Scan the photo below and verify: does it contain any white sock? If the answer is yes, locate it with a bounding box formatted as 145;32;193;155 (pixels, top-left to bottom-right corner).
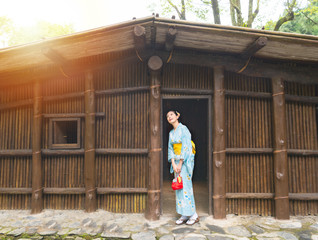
190;212;198;220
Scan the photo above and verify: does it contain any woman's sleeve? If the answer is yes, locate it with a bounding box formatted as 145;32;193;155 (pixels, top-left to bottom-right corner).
167;133;175;163
180;126;192;162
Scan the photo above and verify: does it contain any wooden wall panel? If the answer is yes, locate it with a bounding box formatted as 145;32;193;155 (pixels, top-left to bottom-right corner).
95;62;149;213
96;155;148;212
0;84;33;209
162;63;213;90
285;81;318;215
225;72;274;216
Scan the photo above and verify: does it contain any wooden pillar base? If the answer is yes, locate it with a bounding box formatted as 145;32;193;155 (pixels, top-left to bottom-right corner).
275;198;290;219
85;189;97;212
212;197;226;219
146;190;161;220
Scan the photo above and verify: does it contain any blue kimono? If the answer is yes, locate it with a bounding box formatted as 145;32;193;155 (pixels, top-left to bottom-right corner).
168;123;196;216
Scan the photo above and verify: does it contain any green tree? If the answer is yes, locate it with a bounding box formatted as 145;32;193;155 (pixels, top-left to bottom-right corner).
0;16;14;47
265;0;318;34
9;21;74;46
279;0;318;35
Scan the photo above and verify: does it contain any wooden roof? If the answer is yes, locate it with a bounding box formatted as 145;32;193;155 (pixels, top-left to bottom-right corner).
1;16;318;78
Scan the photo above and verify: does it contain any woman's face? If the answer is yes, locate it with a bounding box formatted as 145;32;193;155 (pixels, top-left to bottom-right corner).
166;111;179;125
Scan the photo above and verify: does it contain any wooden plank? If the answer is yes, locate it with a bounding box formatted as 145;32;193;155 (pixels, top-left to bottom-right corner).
226;193;274;199
0;99;33;111
226;148;273;154
95;86;149;96
289;193;318;201
287;149;318;156
213;66;226;219
225;90;271;99
162;88;213;95
42;149;85;155
97;187;148;194
272;77;289;219
43;188;86;194
84;70;97;212
145;55;163;220
43;112;105;118
95;148;148;155
31;81;43;214
285;94;318;104
0;149;32;156
43;92;84;102
0;188;32;194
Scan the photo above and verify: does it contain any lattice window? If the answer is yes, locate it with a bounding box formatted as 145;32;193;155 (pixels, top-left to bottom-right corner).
49;118;81;149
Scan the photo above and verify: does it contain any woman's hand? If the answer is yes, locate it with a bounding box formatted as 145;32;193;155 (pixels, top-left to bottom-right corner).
172;162;179;173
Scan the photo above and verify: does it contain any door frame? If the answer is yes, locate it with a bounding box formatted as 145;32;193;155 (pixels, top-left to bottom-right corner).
160;95;213;215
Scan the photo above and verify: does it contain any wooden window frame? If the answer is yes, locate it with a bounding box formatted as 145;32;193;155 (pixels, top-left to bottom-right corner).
49;118;81;149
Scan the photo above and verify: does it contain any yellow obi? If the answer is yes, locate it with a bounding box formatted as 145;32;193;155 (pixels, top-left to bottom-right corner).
173;141;196;155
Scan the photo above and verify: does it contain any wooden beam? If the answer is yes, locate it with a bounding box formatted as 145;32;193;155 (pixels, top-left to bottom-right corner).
43;92;84;102
226;193;274;199
31;81;43;214
272;77;289;219
42;47;66;65
0;99;33;111
226;148;273;154
0;149;32;156
145;55;163;221
213;66;226;219
289;193;318;201
134;25;146;53
285;94;318;104
95;86;150;96
161;50;318;84
241;37;268;59
225;90;271;99
42;149;85;156
0;188;32;194
165;26;177;51
162;88;213;95
97;187;148;194
43;188;86;194
84;70;97;212
43;112;105;118
95;148;148;155
287;149;318;156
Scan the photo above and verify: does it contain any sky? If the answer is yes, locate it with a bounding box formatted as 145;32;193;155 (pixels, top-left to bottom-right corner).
0;0;309;32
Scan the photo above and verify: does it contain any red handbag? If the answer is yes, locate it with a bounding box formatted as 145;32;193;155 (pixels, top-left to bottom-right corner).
172;175;183;190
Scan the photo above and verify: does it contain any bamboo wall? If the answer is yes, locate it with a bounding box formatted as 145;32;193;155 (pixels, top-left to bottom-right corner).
42;75;85;209
225;71;274;216
285;82;318;215
95;62;149;212
0;83;33;209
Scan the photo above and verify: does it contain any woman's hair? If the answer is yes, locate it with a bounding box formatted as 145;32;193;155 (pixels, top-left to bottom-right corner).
167;110;181;120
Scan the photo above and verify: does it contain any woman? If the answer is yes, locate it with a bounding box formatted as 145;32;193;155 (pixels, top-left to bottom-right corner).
167;110;199;225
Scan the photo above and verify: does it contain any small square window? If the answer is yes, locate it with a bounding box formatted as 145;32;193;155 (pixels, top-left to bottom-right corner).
49;118;81;149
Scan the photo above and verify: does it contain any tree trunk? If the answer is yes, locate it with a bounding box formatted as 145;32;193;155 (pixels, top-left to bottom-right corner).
274;0;296;31
230;0;243;26
211;0;221;24
247;0;260;28
181;0;186;20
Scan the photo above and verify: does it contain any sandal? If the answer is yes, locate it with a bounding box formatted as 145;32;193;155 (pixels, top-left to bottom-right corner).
176;216;189;225
186;216;199;225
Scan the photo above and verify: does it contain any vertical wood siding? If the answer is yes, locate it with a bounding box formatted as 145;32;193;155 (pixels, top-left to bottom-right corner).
42;75;85;209
225;71;274;216
162;64;213;89
95;62;149;212
285;82;318;215
0;83;33;209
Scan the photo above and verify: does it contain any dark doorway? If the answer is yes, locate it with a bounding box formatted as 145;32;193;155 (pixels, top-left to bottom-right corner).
162;97;210;215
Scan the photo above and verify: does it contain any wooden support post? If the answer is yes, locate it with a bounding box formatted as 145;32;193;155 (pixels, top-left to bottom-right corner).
272;77;290;219
42;47;66;65
84;71;97;212
146;56;163;220
31;81;43;213
165;26;177;51
241;37;268;59
213;66;226;219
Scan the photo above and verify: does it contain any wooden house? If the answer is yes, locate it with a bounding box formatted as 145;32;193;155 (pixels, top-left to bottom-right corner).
0;16;317;220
